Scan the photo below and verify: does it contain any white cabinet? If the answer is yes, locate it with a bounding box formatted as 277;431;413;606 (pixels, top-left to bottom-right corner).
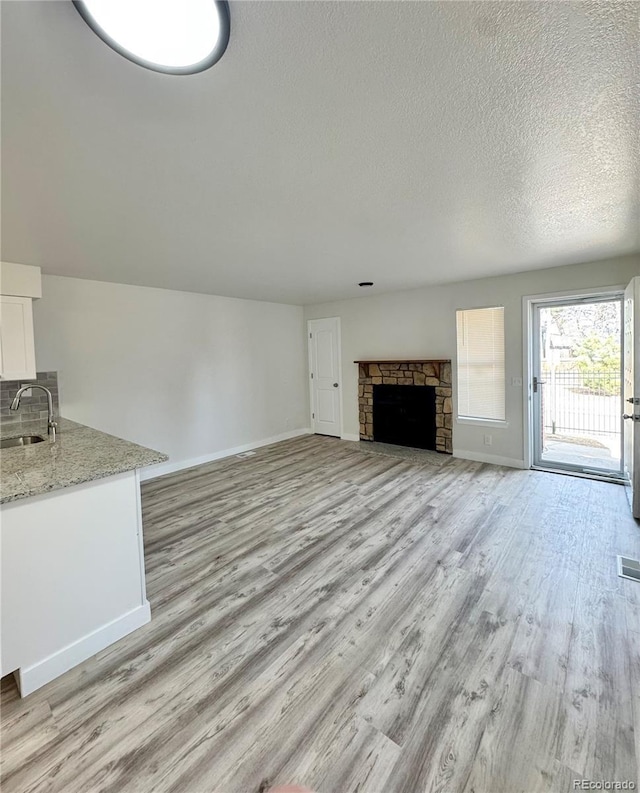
0;262;41;381
1;471;151;696
0;296;36;380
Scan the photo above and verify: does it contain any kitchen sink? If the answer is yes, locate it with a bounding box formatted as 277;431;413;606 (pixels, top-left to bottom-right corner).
0;435;46;448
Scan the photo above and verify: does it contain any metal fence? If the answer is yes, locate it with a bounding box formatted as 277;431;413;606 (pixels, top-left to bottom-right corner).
542;369;622;438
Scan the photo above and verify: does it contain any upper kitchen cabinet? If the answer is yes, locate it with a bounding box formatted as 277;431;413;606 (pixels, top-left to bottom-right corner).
0;262;42;381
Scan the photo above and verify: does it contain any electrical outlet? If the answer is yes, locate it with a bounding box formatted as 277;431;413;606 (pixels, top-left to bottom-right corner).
20;383;33;397
484;434;492;446
511;377;523;387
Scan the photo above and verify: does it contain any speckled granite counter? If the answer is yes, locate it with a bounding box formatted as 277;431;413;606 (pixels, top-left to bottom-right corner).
0;418;167;504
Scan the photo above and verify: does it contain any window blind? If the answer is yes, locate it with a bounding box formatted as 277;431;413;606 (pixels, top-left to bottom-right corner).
456;306;505;421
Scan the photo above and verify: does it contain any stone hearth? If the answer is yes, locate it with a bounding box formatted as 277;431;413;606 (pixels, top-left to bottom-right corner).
356;359;452;454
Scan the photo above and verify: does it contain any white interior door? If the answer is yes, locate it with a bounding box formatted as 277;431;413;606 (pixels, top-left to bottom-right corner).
623;277;640;518
308;317;341;438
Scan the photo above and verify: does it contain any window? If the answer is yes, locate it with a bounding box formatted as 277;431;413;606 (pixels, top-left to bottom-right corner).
456;306;505;421
74;0;230;75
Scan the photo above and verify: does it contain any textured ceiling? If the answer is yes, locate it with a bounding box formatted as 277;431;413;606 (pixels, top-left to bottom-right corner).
1;1;638;304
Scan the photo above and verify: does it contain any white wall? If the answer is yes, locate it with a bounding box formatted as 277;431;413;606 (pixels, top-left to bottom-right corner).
305;255;640;467
34;276;309;476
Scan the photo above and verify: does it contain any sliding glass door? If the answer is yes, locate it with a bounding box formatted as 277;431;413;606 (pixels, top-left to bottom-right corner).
531;295;624;479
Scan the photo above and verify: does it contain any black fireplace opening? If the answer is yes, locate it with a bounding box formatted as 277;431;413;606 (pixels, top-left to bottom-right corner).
372;384;437;450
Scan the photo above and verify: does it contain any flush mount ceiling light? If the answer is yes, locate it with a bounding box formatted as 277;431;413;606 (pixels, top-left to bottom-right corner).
73;0;230;75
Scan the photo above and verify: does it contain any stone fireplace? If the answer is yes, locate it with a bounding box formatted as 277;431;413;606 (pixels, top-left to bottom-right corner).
356;359;453;454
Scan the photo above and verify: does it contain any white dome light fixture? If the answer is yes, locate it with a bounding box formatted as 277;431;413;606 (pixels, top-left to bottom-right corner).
73;0;230;75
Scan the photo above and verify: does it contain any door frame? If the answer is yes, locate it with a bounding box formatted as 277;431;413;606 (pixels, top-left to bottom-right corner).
623;277;640;517
522;284;626;478
307;316;343;438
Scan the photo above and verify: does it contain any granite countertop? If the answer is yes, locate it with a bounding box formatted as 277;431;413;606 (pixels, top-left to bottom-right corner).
0;417;168;504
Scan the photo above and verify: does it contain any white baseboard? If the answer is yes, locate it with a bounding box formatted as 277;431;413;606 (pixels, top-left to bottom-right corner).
453;449;527;469
340;433;360;442
140;428;313;481
15;602;151;697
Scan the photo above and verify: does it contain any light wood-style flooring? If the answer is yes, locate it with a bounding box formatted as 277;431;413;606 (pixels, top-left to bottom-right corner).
1;435;639;792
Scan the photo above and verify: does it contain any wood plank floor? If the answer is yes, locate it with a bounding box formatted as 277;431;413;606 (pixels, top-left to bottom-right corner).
1;435;639;793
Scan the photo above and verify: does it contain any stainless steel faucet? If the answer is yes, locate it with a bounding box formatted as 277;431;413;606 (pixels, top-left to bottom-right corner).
10;385;58;441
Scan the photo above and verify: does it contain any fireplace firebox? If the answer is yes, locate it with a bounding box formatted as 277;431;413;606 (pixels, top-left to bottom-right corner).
355;359;453;454
373;384;437;450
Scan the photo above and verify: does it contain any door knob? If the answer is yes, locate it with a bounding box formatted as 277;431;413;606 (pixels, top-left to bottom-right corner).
623;414;640;421
627;397;640;404
333;383;339;388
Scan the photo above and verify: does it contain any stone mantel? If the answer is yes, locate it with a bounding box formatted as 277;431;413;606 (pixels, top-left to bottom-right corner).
354;359;451;364
357;358;453;454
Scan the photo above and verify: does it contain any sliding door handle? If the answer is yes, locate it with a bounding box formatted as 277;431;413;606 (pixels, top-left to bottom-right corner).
532;376;546;393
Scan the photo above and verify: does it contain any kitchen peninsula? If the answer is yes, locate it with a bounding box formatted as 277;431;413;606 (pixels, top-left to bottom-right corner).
0;416;167;696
